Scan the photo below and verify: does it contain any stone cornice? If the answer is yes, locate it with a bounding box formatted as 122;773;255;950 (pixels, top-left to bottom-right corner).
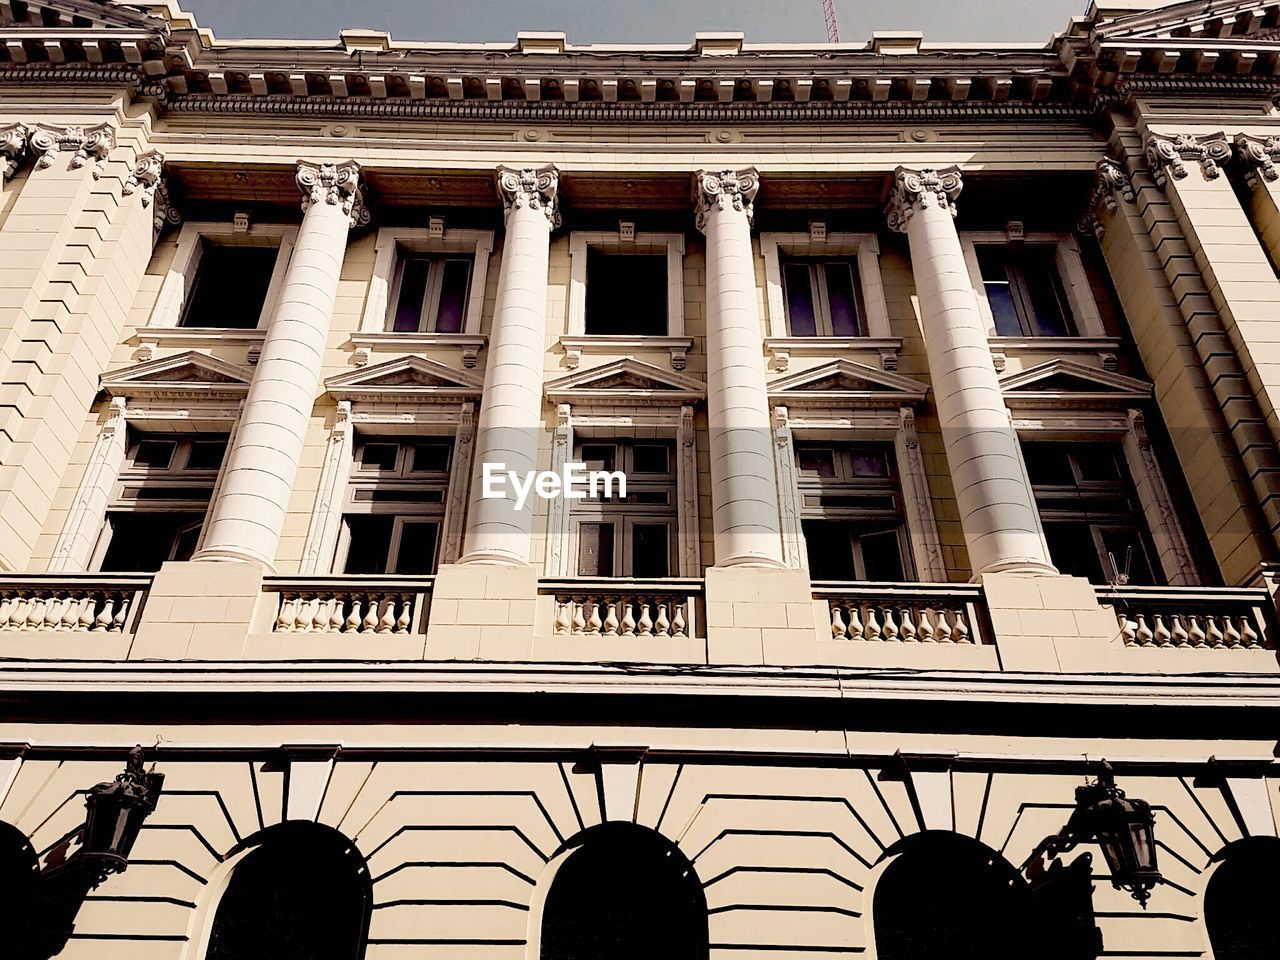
693;168;759;232
885;165;963;233
1145;131;1232;188
496;164;559;227
1235;132;1280;188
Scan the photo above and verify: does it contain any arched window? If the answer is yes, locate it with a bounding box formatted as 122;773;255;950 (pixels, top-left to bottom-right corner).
540;823;708;960
0;822;39;941
874;832;1033;960
206;822;370;960
1205;837;1280;960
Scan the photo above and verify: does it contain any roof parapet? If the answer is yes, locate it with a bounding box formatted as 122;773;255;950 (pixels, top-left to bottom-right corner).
695;32;744;56
517;31;567;54
340;29;392;53
871;31;923;55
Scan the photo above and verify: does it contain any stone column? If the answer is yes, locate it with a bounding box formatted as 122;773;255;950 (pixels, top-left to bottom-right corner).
459;164;558;566
694;168;784;568
886;166;1055;577
194;161;362;568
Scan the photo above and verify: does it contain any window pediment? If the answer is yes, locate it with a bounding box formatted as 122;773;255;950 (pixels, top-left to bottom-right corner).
545;358;705;405
767;359;928;408
325;355;482;404
100;351;251;401
1000;358;1152;409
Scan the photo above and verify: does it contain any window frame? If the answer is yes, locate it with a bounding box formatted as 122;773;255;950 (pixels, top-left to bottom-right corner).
760;232;891;339
566;231;686;338
360;227;494;337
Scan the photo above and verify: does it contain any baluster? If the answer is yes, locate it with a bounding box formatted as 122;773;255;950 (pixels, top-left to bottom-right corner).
603;602;620;636
1187;615;1207;647
554;599;571;635
572;598;588;634
637;603;653;637
377;598;397;633
672;603;687;638
328;597;346;632
1239;615;1260;649
918;608;936;642
0;594;14;629
864;605;882;641
55;596;78;630
302;597;322;633
76;596;96;631
847;605;864;641
1223;615;1242;649
830;603;847;640
1135;614;1154;646
93;596;115;632
1205;616;1226;648
587;601;603;634
935;610;953;643
882;607;899;641
110;597;130;633
620;601;637;636
41;595;62;630
345;599;363;633
654;603;671;637
900;608;917;642
362;596;380;633
276;596;297;632
952;608;971;643
1118;613;1137;646
395;595;413;634
1155;614;1175;646
25;596;48;630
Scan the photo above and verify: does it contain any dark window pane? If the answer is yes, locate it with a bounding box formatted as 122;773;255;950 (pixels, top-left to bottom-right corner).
1022;443;1074;485
133;439;176;469
1023;248;1075;336
172;522;202;562
585;250;667;335
392;256;430;332
579;444;617;474
99;512;206;572
359;443;398;471
824;261;863;336
433;259;470;333
1073;446;1121;482
1100;528;1156;585
186;438;229;471
977;247;1022;336
410;443;450;473
393;520;438;575
803;520;855;580
783;262;818;336
631;523;670;578
860;529;905;581
577;523;614;577
797;447;836;478
632;444;669;474
1043;524;1106;582
342;515;394;574
848;448;890;478
182;242;277;329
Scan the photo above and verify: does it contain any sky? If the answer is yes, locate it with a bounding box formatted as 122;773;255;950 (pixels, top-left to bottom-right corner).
180;0;1093;45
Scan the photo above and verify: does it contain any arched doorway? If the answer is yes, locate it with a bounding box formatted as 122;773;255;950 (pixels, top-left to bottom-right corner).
873;831;1034;960
205;822;371;960
1205;836;1280;960
539;822;708;960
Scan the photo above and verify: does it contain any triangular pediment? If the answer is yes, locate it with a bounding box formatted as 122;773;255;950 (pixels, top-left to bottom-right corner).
768;359;929;408
545;358;705;405
325;355;482;403
1001;358;1152;406
1093;0;1278;43
101;351;251;399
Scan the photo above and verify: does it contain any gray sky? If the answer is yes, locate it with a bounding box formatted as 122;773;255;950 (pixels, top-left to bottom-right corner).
182;0;1091;44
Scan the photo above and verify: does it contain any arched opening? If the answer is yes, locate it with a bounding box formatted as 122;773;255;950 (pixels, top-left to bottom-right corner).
1205;836;1280;960
0;822;39;941
205;822;371;960
873;831;1033;960
539;822;708;960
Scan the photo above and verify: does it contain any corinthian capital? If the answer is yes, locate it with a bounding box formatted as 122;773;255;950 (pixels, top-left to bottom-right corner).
295;160;363;224
496;165;560;227
122;149;164;205
1235;133;1280;190
1091;157;1136;213
693;168;759;232
1145;132;1230;188
885;166;963;233
29;122;114;179
0;122;28;181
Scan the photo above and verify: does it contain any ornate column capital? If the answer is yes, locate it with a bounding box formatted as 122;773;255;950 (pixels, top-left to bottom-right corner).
28;122;114;178
1234;132;1280;190
1144;132;1231;188
496;164;560;227
885;166;963;234
122;149;164;204
295;159;364;226
0;122;28;181
693;168;759;232
1079;157;1137;240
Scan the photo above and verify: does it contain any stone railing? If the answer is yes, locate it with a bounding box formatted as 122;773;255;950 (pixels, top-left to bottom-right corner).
540;578;704;640
0;575;151;632
1098;586;1274;650
815;583;987;644
265;576;433;636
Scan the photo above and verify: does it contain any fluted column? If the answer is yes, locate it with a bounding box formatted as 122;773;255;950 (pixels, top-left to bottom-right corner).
887;166;1055;577
459;165;558;565
695;169;784;568
195;161;362;567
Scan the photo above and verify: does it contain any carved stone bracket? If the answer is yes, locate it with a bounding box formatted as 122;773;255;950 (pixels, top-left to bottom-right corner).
151;180;182;236
693;168;759;232
1079;157;1137;241
28;122;114;178
122;149;164;204
295;159;363;225
0;122;27;181
1235;132;1280;190
1145;132;1231;188
885;165;963;233
496;164;560;227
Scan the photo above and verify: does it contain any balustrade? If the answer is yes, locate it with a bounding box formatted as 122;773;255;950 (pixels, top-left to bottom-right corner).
0;576;149;632
542;579;703;640
266;577;432;636
1100;587;1273;650
816;583;986;645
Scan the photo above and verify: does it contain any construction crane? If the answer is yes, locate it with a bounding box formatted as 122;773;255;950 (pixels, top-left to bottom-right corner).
822;0;840;42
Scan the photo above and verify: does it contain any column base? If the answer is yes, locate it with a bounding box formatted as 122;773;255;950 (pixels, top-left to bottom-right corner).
705;565;817;665
191;546;278;572
979;571;1116;673
425;562;538;660
129;560;274;660
457;549;532;566
970;559;1059;579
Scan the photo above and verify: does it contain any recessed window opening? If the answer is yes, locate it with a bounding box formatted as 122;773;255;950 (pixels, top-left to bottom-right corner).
584;249;668;336
387;249;472;333
181;240;279;329
978;244;1076;337
573;439;675;578
781;256;867;336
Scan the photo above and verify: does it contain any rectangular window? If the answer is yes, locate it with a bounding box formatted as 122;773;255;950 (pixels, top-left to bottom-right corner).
795;441;912;581
181;240;279;329
96;432;228;572
780;257;867;337
336;437;452;575
584;249;668;336
572;439;676;577
977;244;1076;337
1022;441;1160;585
387;251;472;333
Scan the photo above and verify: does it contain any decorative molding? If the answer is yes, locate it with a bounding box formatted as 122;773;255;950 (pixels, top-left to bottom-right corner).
49;396;129;572
496;164;560;227
1090;157;1136;213
895;406;947;582
772;405;805;570
758;232;891;340
122;149;164;205
0;122;27;181
301;401;353;575
28;122;114;178
566;231;685;340
766;357;930;409
1123;408;1198;587
295;159;363;224
545;357;705;405
676;404;701;577
324;354;483;404
885;165;963;233
545;403;575;577
1235;132;1280;191
1145;132;1231;188
99;350;253;402
151;180;182;236
693;167;759;232
559;335;692;373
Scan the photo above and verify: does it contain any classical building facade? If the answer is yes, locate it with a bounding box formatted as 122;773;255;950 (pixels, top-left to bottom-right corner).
1;0;1280;956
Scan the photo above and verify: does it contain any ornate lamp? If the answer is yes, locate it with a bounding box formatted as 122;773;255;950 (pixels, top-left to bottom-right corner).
1024;761;1160;908
76;746;165;885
